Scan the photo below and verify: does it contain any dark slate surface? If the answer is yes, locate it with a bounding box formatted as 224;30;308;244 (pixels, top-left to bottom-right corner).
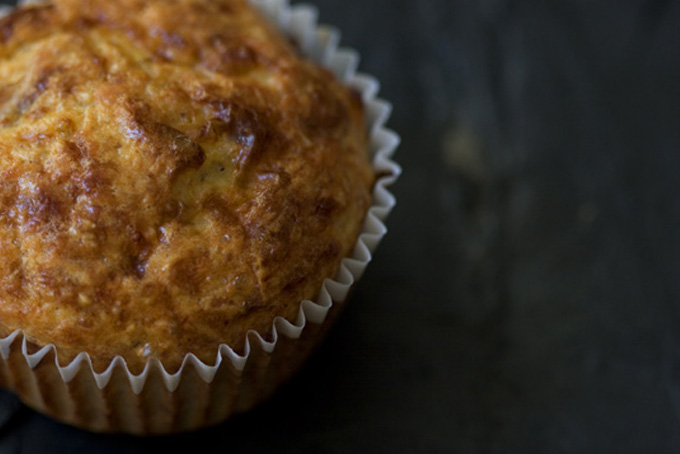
1;0;680;452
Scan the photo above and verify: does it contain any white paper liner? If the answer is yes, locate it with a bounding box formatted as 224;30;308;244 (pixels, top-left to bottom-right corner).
0;0;401;430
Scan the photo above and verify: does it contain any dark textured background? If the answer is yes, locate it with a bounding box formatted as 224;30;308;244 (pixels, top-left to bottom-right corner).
1;0;680;452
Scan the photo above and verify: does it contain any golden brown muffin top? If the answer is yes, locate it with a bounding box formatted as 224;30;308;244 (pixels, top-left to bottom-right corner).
0;0;373;372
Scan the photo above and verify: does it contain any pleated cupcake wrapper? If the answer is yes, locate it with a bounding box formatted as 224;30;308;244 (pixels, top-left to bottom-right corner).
0;0;401;434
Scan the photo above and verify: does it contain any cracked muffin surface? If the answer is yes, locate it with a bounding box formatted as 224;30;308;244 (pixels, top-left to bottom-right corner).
0;0;373;372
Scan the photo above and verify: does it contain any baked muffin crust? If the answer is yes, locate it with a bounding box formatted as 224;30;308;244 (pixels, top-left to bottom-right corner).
0;0;373;372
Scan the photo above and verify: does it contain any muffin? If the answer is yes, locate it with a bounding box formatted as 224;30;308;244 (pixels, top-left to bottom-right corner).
0;0;399;434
